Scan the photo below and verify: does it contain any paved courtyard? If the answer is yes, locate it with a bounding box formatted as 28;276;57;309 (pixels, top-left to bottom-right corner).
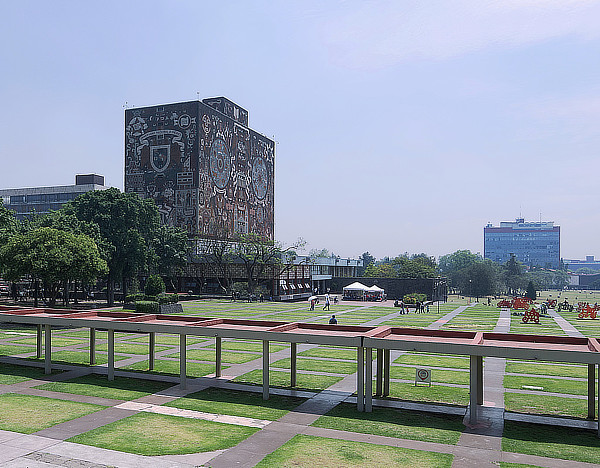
0;298;599;467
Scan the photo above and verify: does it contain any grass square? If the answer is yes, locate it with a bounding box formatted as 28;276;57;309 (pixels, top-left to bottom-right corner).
0;363;62;385
0;393;105;433
312;402;463;444
272;357;357;374
165;348;260;363
503;421;600;464
83;342;171;355
206;340;288;353
122;359;220;377
0;344;36;355
387;381;469;406
504;393;587;419
166;387;306;420
67;412;258;455
34;374;173;400
28;350;130;366
233;369;343;391
255;434;453;467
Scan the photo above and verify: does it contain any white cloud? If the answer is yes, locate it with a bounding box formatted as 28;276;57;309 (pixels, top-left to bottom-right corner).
316;0;600;68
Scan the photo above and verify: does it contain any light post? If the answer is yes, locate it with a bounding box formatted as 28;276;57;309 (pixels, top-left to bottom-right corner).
468;279;472;304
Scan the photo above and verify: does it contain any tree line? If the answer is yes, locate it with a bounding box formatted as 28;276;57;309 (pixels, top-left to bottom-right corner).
355;249;568;297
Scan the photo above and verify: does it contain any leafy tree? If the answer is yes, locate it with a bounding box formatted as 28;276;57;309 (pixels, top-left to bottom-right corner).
65;188;160;305
357;251;375;276
0;200;18;242
464;260;498;298
0;227;107;307
576;267;598;275
363;262;396;278
525;280;537;300
145;274;165;297
151;224;189;291
232;233;305;294
308;248;335;258
504;254;524;295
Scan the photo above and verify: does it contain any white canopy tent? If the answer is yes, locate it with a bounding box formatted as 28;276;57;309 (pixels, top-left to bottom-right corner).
343;282;370;300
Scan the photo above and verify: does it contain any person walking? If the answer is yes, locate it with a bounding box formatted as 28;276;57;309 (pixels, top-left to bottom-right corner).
323;293;331;311
310;299;315;311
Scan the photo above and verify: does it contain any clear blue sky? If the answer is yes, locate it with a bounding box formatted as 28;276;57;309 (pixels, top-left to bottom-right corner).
1;1;599;261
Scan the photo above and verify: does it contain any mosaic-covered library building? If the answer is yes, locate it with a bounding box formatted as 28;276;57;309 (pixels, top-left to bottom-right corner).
125;97;274;241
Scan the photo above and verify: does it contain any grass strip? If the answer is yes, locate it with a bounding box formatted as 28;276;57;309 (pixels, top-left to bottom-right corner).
503;421;600;464
387;381;469;406
0;363;62;384
394;354;469;369
389;366;469;385
123;359;220;377
272;357;356;374
234;369;342;391
35;374;172;400
166;387;306;420
165;348;260;364
505;392;587;419
255;434;453;468
0;393;104;433
504;375;587;396
505;361;586;378
68;412;257;455
312;402;463;444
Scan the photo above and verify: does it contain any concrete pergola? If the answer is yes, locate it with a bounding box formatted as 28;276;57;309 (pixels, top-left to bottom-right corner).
1;306;599;434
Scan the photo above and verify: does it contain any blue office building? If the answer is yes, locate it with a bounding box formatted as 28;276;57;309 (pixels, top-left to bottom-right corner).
484;218;560;268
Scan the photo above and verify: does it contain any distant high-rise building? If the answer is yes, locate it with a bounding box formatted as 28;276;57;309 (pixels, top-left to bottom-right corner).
124;97;274;240
484;218;560;268
0;174;107;220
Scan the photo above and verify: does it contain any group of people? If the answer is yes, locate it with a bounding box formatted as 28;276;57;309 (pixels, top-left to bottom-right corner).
393;299;429;313
310;293;338;311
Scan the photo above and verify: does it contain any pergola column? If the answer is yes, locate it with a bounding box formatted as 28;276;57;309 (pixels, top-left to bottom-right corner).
477;355;484;405
36;324;42;359
89;328;96;365
180;334;187;389
588;364;595;420
149;332;155;370
215;337;222;378
357;346;364;411
290;342;297;387
44;324;51;374
375;349;383;396
107;329;115;381
469;355;481;424
365;347;373;412
383;349;390;396
262;340;270;400
598;364;600;437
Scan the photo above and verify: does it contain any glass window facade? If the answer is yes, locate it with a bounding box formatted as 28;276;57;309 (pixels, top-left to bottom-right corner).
484;220;560;268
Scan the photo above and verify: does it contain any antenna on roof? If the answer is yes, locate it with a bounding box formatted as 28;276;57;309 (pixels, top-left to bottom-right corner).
123;101;128;109
196;92;200;100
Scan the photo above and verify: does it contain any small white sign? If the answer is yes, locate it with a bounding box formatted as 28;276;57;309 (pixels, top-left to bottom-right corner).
415;368;432;386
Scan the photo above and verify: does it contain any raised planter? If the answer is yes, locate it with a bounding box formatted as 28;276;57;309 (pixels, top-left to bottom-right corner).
159;303;183;314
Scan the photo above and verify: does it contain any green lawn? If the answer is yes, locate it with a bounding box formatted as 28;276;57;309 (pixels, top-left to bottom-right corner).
233;369;343;391
272;357;357;374
29;350;130;366
7;337;84;348
504;393;587;419
0;344;37;355
166;387;306;420
389;366;469;385
35;374;173;400
394;353;469;369
255;434;453;468
0;393;105;433
205;340;288;353
122;359;220;377
68;412;258;455
504;375;587;396
83;342;171;355
387;381;469;406
503;421;600;464
165;348;260;363
126;334;207;346
312;402;463;444
299;346;364;361
0;363;62;385
505;361;587;378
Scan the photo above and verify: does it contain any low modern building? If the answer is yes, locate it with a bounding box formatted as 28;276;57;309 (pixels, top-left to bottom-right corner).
484;218;560;268
564;256;600;272
0;174;108;220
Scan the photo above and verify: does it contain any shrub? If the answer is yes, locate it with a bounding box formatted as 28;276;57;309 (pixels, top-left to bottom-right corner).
145;275;165;297
135;300;159;314
403;293;427;304
125;293;145;304
157;293;179;304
